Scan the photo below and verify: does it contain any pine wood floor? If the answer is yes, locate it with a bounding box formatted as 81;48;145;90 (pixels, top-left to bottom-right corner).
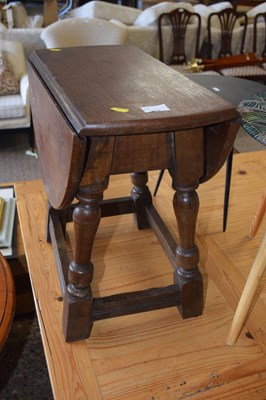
15;150;266;400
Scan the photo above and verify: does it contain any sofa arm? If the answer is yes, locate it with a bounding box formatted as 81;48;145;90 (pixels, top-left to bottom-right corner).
109;19;127;28
20;72;29;106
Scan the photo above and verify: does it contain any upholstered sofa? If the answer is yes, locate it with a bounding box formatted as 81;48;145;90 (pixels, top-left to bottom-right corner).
0;1;45;56
0;39;33;149
1;0;206;60
0;1;229;59
1;1;266;60
194;1;266;57
68;0;207;61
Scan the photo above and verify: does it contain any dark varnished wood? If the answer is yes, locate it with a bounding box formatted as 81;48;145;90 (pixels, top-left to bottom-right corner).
28;45;240;341
200;120;240;183
207;8;247;58
29;46;238;136
158;8;201;64
0;253;15;353
254;12;266;57
28;63;87;210
93;285;181;320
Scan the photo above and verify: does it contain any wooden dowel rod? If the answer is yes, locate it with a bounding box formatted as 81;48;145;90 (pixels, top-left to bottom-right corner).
248;192;266;239
226;232;266;345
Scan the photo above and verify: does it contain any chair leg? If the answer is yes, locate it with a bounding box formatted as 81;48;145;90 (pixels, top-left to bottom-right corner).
226;232;266;345
223;148;234;232
28;120;35;150
153;169;165;197
248;192;266;239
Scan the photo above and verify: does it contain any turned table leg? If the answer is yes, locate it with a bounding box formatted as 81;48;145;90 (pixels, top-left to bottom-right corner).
62;192;102;342
131;172;152;229
169;129;204;318
173;186;203;317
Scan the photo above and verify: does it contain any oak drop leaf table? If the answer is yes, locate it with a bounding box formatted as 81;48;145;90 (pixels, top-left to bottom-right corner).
28;45;240;342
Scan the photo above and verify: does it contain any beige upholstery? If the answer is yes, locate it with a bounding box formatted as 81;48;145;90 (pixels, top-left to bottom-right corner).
69;0;141;25
0;39;31;130
40;17;128;48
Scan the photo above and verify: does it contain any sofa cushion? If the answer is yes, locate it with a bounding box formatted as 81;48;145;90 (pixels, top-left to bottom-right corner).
0;94;25;119
4;2;43;28
209;2;233;12
247;3;266;18
1;6;14;29
194;2;233;28
6;2;28;28
0;23;7;40
0;51;20;95
193;4;213;23
133;2;195;26
69;1;141;25
25;14;44;28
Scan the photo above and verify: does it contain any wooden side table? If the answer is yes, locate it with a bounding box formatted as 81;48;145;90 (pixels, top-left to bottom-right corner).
0;252;15;353
28;45;240;342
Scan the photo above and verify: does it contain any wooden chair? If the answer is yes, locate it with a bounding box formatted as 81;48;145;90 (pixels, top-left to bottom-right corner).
227;193;266;345
207;7;247;59
158;7;201;69
253;12;266;57
207;8;266;83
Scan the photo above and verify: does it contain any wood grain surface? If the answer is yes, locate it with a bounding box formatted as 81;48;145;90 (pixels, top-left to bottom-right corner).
15;150;266;400
28;46;238;136
0;252;15;353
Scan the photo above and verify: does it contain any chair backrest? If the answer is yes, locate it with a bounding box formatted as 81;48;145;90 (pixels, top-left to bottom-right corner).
158;8;201;64
253;12;266;57
41;17;127;48
207;8;247;58
0;39;26;80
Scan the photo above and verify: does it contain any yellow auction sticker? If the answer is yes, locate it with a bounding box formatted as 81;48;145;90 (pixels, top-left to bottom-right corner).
111;107;129;113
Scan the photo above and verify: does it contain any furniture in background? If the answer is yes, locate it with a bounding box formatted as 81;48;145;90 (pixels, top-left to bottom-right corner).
154;5;266;218
43;0;58;26
0;252;15;354
40;16;127;47
67;0;208;61
28;45;239;342
244;3;266;54
3;1;265;61
205;7;266;79
157;7;201;74
0;39;34;150
206;7;247;58
253;11;266;59
1;0;44;28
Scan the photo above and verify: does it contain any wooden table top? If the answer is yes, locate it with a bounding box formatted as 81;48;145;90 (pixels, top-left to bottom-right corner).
28;45;238;136
0;252;15;353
